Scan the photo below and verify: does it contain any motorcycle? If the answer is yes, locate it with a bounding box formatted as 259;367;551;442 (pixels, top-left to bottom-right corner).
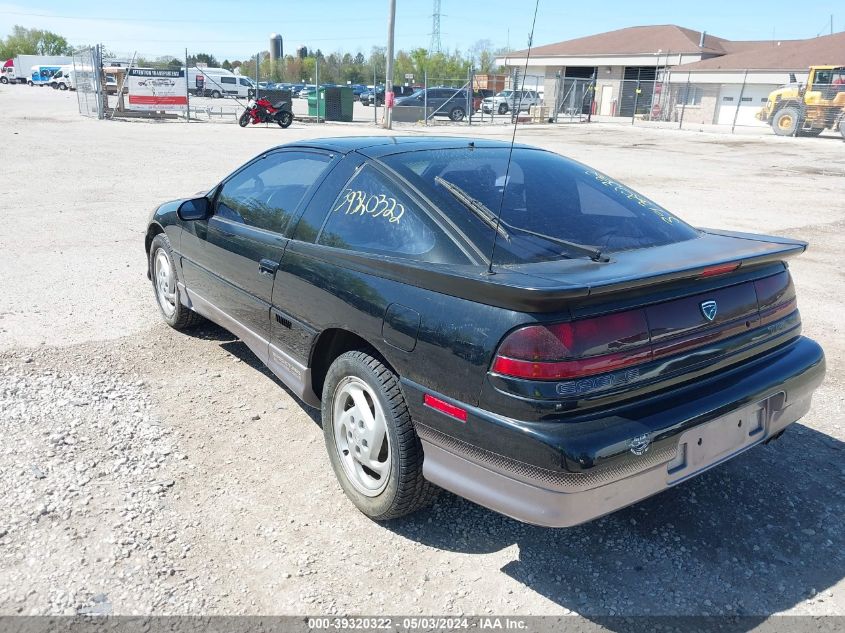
238;97;294;128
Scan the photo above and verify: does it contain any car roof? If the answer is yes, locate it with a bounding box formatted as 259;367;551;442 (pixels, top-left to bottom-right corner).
273;136;534;158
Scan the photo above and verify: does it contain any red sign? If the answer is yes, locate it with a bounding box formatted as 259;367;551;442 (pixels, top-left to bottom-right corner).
128;95;188;106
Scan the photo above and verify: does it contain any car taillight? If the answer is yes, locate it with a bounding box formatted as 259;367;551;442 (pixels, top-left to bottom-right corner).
492;310;651;380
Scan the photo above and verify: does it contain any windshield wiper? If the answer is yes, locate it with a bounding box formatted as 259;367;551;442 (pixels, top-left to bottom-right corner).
435;176;608;262
502;223;609;262
435;176;509;240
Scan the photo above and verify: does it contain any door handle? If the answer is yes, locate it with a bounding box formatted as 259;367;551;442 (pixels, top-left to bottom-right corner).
258;259;278;277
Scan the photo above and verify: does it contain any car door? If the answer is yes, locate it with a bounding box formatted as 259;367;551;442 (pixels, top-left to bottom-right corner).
179;149;336;346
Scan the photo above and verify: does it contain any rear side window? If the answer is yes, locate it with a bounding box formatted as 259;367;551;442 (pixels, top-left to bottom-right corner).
215;151;332;234
383;147;699;264
221;76;235;84
317;165;468;264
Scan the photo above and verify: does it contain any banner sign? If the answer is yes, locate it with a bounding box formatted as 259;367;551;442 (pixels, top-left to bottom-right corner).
127;68;187;111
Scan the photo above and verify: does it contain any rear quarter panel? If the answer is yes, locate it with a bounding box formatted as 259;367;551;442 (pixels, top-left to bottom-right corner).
272;242;519;406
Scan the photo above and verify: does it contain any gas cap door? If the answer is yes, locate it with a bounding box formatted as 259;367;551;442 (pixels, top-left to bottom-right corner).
382;303;420;352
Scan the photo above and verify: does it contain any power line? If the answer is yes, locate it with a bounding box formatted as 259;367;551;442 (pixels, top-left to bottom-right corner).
59;34;423;45
0;9;428;25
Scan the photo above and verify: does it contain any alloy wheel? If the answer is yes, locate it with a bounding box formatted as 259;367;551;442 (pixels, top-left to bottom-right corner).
332;376;391;496
154;249;177;318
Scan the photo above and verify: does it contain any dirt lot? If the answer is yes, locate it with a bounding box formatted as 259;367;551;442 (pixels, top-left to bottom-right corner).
1;84;844;621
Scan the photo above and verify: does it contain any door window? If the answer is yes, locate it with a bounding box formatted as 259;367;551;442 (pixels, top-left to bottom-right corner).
318;165;467;263
215;152;333;235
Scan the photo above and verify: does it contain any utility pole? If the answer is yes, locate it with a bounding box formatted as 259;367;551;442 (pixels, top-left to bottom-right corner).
383;0;396;129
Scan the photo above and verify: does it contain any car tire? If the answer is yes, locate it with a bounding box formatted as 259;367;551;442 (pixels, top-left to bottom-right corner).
497;102;508;115
59;83;68;91
449;107;465;122
27;80;33;86
211;90;221;99
0;76;7;84
772;107;800;136
322;350;438;521
149;234;203;330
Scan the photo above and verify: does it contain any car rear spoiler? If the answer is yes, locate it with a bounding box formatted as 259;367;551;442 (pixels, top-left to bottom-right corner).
287;230;807;313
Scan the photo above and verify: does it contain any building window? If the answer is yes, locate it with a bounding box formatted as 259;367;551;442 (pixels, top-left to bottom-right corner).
678;85;702;106
722;96;734;102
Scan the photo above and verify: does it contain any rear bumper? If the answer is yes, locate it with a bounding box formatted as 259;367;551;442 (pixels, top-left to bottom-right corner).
410;336;825;527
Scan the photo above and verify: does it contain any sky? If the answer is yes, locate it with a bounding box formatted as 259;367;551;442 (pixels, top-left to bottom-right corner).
0;0;842;61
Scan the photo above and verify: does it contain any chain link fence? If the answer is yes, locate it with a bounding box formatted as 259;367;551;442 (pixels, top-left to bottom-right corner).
581;74;845;136
72;46;103;119
552;76;593;122
61;47;845;138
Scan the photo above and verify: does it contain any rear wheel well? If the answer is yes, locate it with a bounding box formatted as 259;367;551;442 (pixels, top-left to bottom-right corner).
310;329;393;401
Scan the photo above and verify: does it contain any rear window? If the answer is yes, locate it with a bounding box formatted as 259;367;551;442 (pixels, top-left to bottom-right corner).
382;147;699;264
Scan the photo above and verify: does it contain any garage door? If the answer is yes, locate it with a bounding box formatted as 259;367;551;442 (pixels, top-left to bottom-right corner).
716;85;777;126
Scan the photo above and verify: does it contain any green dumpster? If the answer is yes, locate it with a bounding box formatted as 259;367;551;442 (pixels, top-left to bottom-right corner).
308;86;353;121
307;88;327;118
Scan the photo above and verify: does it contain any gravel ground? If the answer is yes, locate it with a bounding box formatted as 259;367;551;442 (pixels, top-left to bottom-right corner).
1;84;844;620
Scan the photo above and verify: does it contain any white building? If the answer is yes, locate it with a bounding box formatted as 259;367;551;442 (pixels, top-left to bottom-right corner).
496;25;845;125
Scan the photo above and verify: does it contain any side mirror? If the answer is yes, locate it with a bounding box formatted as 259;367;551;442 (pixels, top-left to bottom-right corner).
177;197;210;221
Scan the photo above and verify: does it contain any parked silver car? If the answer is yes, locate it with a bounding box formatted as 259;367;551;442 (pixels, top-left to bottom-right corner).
481;89;541;115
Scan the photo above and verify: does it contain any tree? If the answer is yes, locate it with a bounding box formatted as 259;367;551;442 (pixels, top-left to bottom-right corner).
468;39;504;74
0;25;73;58
188;52;218;68
368;46;386;83
285;56;303;82
38;30;72;55
222;59;232;71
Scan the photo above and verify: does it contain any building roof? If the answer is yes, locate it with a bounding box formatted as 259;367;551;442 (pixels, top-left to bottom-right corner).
511;25;732;57
675;31;845;71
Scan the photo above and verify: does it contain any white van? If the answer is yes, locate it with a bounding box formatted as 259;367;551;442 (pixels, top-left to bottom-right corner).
188;67;255;99
50;66;76;91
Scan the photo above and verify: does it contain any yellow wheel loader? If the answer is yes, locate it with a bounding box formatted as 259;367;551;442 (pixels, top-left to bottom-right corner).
757;66;845;139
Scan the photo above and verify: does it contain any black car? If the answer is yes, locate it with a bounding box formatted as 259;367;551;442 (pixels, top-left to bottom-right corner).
367;84;416;106
395;87;473;121
146;137;825;527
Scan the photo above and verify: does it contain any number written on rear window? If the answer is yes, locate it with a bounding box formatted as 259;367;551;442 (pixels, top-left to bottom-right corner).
318;165;467;263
